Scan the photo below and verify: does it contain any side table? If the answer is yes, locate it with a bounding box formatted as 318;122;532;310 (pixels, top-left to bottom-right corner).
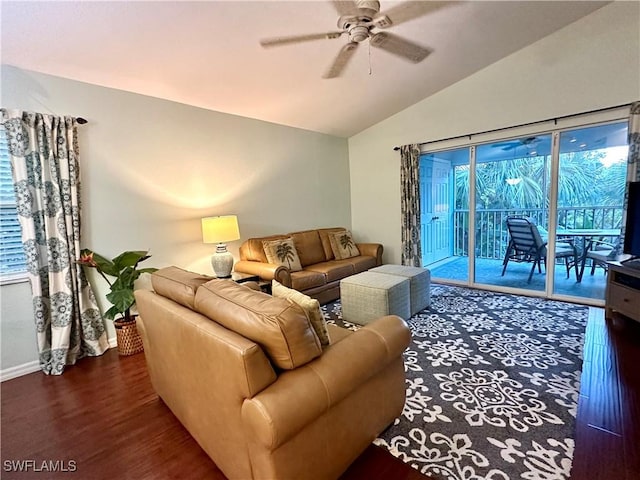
605;261;640;323
227;272;271;294
227;272;259;283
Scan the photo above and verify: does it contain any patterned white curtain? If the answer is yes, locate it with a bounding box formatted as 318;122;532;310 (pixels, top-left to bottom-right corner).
1;109;108;375
618;102;640;251
400;144;422;266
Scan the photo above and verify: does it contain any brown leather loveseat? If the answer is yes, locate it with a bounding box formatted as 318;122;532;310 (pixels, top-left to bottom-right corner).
135;266;410;480
234;227;383;304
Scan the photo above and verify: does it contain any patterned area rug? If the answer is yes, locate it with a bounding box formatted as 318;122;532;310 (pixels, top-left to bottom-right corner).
321;285;588;480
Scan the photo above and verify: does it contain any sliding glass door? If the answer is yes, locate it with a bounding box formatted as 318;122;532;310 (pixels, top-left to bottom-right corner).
421;120;629;303
552;122;628;300
473;135;552;293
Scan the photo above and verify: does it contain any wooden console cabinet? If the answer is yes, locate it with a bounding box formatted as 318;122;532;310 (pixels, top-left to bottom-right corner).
605;261;640;322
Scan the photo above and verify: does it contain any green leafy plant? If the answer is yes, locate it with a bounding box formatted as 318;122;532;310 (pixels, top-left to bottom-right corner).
78;249;157;322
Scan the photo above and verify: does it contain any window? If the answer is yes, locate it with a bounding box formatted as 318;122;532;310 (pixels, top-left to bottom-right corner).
0;126;27;280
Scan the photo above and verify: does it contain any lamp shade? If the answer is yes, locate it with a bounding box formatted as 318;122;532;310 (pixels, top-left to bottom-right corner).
201;215;240;244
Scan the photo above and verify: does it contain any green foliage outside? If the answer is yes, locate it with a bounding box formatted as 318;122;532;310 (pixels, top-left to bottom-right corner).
452;150;626;258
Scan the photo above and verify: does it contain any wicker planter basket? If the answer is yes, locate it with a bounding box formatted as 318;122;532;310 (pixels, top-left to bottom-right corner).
114;317;144;356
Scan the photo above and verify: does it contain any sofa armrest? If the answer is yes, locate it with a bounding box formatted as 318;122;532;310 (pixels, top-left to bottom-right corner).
241;315;410;449
234;260;292;287
356;243;383;265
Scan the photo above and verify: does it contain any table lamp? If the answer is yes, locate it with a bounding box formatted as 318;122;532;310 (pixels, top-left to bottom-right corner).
201;215;240;278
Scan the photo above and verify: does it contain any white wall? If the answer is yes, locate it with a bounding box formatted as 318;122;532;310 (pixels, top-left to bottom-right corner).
0;281;39;375
349;2;640;264
1;66;351;372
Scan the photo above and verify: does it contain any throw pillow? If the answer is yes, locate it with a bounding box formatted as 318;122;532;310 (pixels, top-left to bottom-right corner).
272;280;331;347
328;230;360;260
262;237;303;272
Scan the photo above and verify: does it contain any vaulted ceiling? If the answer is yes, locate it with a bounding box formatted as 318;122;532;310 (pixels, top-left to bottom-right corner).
1;1;609;137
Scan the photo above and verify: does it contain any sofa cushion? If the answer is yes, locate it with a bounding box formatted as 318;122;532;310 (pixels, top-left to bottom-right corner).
340;255;376;273
151;266;213;309
318;227;346;261
194;280;322;370
290;270;326;291
329;230;361;260
305;261;355;283
290;230;326;267
263;237;303;272
272;280;330;347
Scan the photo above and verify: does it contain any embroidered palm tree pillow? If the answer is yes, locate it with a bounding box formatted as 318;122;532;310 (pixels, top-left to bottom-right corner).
262;237;303;271
328;230;360;260
272;280;331;347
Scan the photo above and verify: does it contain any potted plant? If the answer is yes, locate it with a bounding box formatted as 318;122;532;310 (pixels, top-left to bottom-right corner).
78;249;157;355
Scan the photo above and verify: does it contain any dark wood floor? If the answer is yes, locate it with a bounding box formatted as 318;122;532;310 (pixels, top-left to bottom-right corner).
1;308;639;480
0;347;425;480
571;309;640;480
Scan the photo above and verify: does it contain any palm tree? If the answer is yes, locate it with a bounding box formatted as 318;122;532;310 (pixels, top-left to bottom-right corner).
275;243;296;269
451;148;623;258
339;234;355;255
454;150;611;212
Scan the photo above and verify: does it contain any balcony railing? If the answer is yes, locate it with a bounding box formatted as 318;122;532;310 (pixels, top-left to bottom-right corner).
454;206;623;259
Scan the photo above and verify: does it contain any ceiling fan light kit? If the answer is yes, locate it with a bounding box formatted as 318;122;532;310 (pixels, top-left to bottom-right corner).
259;0;434;78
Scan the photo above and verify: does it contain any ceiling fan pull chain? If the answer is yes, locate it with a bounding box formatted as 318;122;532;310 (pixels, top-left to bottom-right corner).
368;39;372;75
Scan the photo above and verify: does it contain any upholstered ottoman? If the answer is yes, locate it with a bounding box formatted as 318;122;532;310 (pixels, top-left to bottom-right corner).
370;265;431;315
340;271;410;325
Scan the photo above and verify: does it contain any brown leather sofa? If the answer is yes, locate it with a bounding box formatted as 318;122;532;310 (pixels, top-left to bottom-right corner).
135;266;410;480
234;227;383;304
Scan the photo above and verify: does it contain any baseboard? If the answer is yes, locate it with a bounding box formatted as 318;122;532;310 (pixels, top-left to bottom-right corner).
2;337;118;382
0;360;40;382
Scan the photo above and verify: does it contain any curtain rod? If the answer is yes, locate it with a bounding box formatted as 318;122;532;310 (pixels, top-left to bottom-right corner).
77;117;88;124
392;102;633;151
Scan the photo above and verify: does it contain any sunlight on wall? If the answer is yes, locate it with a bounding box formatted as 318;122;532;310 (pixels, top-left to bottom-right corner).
105;155;270;209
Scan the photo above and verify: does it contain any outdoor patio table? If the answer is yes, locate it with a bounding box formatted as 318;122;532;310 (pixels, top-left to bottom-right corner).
556;228;621;282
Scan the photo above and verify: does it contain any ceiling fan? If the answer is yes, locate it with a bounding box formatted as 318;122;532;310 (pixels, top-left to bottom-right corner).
260;0;443;79
492;137;541;151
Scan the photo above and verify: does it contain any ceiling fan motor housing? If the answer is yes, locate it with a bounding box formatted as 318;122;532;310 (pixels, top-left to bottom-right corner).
338;0;382;42
349;25;370;43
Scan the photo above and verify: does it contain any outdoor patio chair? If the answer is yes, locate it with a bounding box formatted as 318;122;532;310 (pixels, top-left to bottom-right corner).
578;237;618;281
502;216;579;283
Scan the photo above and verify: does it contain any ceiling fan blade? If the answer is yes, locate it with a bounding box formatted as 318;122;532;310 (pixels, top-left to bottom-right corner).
323;42;359;79
492;137;540;148
331;0;360;17
260;31;344;48
370;32;431;63
492;142;519;148
374;1;457;29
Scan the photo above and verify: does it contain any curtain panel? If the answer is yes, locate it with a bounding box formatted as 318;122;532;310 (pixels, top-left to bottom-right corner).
1;109;108;375
400;144;422;266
